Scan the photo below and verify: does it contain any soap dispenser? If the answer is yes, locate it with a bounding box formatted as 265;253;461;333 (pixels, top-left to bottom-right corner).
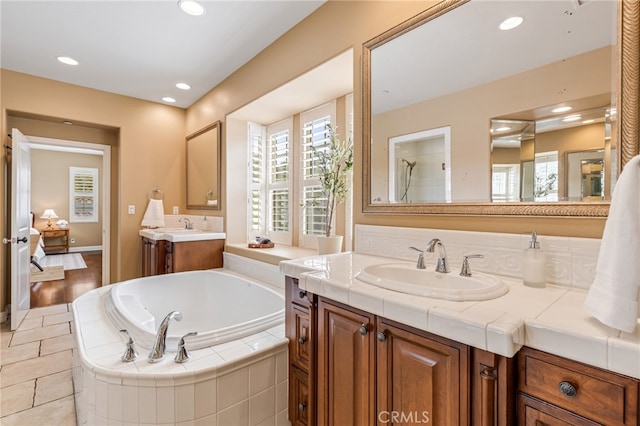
523;231;546;288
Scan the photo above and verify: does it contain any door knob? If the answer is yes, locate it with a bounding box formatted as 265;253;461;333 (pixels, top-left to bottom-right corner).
17;236;28;243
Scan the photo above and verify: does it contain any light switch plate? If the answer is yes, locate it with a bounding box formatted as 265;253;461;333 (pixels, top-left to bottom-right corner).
128;205;135;214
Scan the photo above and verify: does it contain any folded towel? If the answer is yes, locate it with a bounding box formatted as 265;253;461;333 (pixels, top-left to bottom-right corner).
141;199;165;227
584;154;640;333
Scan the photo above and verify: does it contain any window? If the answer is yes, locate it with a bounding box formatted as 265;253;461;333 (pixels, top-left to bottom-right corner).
299;102;336;248
491;164;520;202
248;99;347;249
248;119;293;244
534;151;559;202
69;167;98;222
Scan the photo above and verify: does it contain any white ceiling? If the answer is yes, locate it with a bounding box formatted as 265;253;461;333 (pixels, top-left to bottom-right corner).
0;0;326;109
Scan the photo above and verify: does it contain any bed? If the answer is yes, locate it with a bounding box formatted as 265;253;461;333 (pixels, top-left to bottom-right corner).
30;212;46;267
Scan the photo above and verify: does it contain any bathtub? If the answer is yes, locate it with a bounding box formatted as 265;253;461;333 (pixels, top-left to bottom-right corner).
71;268;289;425
105;270;285;351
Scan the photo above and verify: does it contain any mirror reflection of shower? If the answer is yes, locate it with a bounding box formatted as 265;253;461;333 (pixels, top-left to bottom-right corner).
388;126;452;203
400;158;417;202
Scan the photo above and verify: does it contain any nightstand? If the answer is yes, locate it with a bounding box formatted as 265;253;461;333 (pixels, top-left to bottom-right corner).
41;228;70;253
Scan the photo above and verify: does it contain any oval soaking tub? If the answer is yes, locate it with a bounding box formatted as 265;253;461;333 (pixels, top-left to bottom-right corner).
105;269;285;351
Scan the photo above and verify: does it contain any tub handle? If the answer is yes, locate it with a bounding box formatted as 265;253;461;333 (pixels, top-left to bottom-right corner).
119;330;138;362
174;332;198;363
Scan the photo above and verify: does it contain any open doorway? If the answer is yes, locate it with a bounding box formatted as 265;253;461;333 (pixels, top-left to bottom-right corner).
27;136;110;308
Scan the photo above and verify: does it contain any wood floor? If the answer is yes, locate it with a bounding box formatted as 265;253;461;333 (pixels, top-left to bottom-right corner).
29;251;102;308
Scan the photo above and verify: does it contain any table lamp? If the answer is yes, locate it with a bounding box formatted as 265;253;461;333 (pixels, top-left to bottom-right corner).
41;209;59;229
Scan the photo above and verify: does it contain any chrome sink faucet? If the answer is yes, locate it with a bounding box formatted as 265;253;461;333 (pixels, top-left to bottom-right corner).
426;238;450;273
179;217;193;230
148;311;182;363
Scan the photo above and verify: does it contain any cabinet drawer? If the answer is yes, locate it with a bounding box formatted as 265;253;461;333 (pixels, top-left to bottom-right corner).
289;366;312;426
290;304;313;372
286;277;313;307
518;347;639;425
518;394;601;426
45;230;66;238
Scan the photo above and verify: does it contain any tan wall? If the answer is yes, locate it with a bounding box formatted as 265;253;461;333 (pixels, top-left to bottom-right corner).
30;149;103;247
1;69;186;312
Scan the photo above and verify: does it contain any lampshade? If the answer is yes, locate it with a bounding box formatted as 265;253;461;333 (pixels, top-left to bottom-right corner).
40;209;58;220
41;209;59;229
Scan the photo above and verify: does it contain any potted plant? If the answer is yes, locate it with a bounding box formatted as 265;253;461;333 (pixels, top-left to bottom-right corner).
309;124;353;254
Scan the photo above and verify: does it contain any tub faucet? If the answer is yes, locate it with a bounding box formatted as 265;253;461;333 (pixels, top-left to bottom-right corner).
426;238;450;273
179;217;193;230
148;311;183;363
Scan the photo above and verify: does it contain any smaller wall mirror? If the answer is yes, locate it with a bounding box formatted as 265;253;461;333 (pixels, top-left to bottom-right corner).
186;121;221;210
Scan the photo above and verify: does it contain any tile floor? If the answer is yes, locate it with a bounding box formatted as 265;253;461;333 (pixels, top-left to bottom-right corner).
0;304;76;425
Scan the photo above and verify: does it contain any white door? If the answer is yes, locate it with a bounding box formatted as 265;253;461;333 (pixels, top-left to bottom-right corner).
10;128;31;330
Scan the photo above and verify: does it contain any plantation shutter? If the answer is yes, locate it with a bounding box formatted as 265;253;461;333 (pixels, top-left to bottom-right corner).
266;119;293;244
299;101;336;248
248;123;266;237
69;167;98;223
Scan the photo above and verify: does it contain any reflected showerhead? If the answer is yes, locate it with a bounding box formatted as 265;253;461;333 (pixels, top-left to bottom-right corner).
402;158;417;170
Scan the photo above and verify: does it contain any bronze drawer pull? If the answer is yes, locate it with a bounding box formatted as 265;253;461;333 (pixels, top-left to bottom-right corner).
298;290;307;299
298;402;306;411
558;381;577;397
376;331;387;342
359;324;368;335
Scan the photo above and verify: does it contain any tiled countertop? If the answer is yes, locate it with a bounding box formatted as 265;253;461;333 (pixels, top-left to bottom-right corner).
280;252;640;380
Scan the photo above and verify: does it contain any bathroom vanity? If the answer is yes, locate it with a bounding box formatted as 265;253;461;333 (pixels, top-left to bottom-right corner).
139;228;225;276
281;238;640;426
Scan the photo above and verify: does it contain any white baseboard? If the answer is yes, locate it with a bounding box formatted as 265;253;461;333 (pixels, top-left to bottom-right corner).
69;245;102;253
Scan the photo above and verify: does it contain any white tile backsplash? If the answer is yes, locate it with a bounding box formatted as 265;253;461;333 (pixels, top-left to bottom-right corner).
355;224;601;288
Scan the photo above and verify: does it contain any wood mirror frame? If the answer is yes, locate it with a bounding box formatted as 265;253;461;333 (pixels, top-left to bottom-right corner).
362;0;639;217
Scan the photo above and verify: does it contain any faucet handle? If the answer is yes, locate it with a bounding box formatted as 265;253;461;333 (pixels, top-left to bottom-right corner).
174;332;198;363
119;329;139;362
460;254;483;277
409;246;425;269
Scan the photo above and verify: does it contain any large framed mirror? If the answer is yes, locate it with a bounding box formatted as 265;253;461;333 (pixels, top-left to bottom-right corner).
186;121;221;210
363;0;638;216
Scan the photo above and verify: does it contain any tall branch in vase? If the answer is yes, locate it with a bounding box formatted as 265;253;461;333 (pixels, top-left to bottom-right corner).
314;125;353;237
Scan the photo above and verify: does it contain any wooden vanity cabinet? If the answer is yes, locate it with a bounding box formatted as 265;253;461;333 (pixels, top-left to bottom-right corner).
285;277;317;426
517;347;640;426
141;237;224;276
141;237;167;276
286;277;515;426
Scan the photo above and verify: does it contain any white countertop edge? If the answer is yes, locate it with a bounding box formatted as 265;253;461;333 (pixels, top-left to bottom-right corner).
280;252;640;379
139;228;226;242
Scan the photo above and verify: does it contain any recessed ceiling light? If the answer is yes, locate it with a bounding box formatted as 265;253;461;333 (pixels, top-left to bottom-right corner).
57;56;79;66
178;0;205;16
495;126;512;132
162;97;176;103
63;120;73;125
499;16;523;31
582;119;595;124
176;82;191;90
562;114;582;122
552;106;572;113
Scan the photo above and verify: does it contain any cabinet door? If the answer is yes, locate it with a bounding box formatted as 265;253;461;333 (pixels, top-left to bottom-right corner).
317;299;375;426
518;394;601;426
377;318;469;426
290;366;312;426
171;239;224;272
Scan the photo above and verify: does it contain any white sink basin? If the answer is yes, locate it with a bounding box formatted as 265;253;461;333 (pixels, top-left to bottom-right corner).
151;227;201;234
355;263;509;301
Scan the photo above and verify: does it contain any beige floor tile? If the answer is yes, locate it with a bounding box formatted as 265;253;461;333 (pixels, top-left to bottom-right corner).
34;370;73;406
1;350;72;388
0;379;35;417
41;334;75;356
10;323;70;347
25;304;69;320
42;312;74;326
0;341;40;366
16;317;44;331
0;395;76;426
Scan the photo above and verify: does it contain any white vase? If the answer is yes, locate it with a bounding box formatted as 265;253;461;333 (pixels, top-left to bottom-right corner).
316;235;343;255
